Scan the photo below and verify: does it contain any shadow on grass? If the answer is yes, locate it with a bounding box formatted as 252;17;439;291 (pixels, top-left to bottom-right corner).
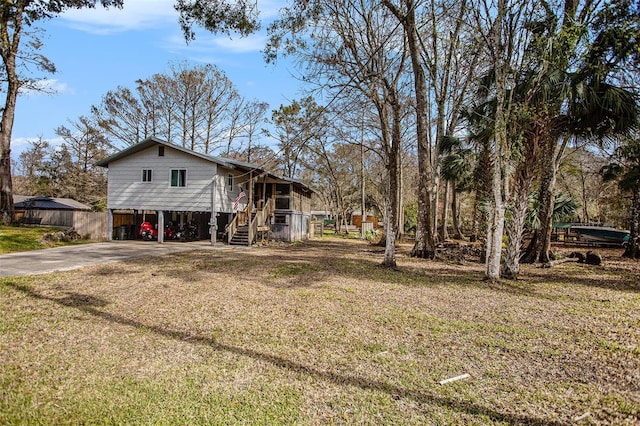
248;239;640;294
523;266;640;293
6;281;561;426
162;241;484;290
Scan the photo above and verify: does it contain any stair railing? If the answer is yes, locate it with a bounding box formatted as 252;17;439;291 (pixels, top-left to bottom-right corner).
249;198;275;244
226;207;249;244
226;214;238;244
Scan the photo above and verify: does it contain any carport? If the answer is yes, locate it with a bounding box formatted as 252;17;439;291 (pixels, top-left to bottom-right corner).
111;210;215;242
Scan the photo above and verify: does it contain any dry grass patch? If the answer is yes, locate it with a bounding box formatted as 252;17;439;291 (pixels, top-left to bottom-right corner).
1;238;638;425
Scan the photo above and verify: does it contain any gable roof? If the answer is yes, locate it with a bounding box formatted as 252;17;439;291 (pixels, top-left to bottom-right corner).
14;196;92;211
96;137;313;193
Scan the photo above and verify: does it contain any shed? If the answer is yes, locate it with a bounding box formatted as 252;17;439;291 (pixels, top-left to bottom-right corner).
14;196;92;227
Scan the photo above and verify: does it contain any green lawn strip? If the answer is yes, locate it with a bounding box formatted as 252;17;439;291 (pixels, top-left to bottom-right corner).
0;225;88;254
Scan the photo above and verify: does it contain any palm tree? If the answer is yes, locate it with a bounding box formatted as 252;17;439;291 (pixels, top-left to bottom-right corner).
523;0;640;264
440;136;475;241
600;135;640;258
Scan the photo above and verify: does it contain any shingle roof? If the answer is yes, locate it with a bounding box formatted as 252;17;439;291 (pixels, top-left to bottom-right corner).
13;196;92;211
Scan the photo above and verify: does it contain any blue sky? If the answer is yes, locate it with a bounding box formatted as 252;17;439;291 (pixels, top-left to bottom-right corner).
11;0;303;163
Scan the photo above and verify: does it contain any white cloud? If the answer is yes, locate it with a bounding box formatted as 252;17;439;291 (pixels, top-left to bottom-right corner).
10;136;66;161
60;0;177;34
59;0;287;35
19;79;73;96
257;0;287;19
212;34;268;53
159;32;268;69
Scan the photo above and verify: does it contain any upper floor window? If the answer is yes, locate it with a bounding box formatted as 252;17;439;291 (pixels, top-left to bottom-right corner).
158;146;165;156
142;169;152;182
275;183;290;195
171;169;186;187
228;174;234;191
275;183;291;209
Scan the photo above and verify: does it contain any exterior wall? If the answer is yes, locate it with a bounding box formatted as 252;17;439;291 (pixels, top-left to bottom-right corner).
267;182;312;242
106;145;218;212
216;166;249;213
290;211;310;241
292;186;311;213
271;211;310;242
36;210;74;227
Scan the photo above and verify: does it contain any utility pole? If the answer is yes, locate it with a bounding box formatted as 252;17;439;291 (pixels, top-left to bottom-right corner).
360;118;366;239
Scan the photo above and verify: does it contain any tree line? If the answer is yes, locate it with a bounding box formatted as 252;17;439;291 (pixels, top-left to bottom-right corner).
264;0;640;277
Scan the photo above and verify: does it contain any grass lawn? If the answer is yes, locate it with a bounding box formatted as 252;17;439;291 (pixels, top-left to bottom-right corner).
0;225;87;254
0;238;638;424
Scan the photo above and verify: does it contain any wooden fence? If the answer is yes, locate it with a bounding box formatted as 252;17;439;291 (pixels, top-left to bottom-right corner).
73;211;107;241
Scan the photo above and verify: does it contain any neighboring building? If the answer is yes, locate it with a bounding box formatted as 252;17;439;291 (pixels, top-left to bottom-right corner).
96;137;314;244
14;195;92;227
350;211;379;229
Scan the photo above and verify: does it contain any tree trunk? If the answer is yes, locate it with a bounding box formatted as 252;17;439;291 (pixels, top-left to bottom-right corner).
0;7;22;224
0;152;14;225
382;82;403;268
381;165;398;265
397;155;405;240
536;161;557;264
485;155;506;281
483;0;509;281
523;136;564;264
451;186;465;240
403;2;436;258
623;186;640;259
439;180;450;241
502;178;531;279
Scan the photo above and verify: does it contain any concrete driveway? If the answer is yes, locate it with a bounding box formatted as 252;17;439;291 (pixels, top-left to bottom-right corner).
0;240;226;278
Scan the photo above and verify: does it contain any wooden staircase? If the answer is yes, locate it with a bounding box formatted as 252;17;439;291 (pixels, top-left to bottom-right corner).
229;225;250;245
227;198;275;246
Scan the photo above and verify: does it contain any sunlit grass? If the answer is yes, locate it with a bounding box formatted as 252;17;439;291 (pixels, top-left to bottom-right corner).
1;239;638;424
0;225;87;254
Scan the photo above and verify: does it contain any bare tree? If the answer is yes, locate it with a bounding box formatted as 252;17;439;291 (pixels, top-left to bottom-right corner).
18;117;110;206
91;86;148;145
92;62;242;153
268;0;412;267
226;99;268;161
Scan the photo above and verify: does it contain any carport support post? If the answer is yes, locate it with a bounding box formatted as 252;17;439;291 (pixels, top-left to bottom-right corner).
158;210;165;243
248;171;253;245
210;177;216;245
107;209;113;241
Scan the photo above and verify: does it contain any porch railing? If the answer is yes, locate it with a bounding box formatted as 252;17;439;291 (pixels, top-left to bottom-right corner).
227;198;274;245
226;209;241;244
250;198;275;242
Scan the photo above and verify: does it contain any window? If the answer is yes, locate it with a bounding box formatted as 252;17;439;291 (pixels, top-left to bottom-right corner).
274;215;288;224
142;169;152;182
275;183;291;210
228;174;234;191
275;183;290;195
170;169;186;187
158;146;165;156
275;197;290;210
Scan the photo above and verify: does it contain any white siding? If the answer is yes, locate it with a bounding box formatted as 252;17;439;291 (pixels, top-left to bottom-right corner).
215;166;249;213
107;146;218;212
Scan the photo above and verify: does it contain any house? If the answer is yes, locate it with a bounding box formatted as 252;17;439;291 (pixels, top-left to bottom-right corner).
14;195;92;227
96;137;314;244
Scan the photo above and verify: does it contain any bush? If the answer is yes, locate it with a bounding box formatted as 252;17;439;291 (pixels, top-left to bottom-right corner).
40;229;82;243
